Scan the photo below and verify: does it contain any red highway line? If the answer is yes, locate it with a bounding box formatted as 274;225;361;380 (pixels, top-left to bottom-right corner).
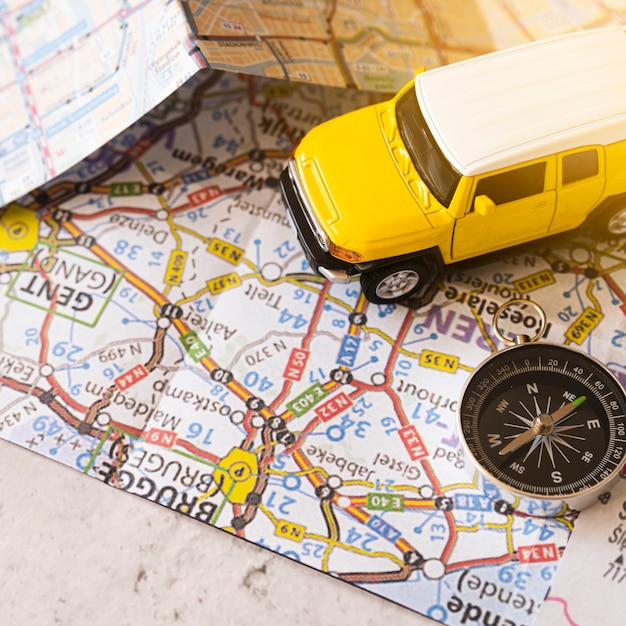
176;438;221;464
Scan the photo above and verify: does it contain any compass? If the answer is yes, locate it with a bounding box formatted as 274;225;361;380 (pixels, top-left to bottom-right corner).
458;300;626;513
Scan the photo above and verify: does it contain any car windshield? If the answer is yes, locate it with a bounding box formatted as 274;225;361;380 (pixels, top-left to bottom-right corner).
396;87;461;207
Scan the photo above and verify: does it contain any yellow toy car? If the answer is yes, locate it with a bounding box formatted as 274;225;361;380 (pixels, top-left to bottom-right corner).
280;27;626;305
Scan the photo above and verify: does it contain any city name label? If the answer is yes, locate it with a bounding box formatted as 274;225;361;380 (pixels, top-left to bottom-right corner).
7;245;122;327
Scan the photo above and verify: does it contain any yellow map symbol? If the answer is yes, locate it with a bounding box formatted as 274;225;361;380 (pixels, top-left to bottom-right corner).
0;203;38;251
214;448;258;504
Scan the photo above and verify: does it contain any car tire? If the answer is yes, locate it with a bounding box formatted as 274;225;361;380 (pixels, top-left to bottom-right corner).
360;262;425;304
597;201;626;238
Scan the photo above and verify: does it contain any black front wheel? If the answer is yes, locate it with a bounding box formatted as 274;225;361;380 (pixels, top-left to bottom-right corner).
360;262;425;304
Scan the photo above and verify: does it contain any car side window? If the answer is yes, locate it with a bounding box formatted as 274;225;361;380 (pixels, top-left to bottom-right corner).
561;149;598;185
474;162;547;206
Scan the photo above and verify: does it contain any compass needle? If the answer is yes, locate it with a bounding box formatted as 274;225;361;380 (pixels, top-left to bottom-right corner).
551;395;586;425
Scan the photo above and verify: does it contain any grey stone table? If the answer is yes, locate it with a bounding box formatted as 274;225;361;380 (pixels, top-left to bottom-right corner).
0;439;432;626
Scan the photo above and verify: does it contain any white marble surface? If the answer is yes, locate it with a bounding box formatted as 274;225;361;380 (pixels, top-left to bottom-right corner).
0;439;434;626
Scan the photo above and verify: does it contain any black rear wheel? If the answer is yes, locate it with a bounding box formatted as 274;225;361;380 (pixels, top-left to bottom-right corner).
596;201;626;238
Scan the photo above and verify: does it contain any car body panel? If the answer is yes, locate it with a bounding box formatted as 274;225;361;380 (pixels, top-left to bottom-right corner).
292;102;454;262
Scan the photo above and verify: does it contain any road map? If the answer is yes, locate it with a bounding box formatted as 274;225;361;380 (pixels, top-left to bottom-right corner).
2;2;626;626
1;68;626;626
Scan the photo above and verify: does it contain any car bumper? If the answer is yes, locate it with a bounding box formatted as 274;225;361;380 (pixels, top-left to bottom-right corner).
279;162;359;284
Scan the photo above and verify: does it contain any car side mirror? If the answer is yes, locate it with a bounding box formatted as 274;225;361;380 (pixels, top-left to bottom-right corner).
474;194;496;216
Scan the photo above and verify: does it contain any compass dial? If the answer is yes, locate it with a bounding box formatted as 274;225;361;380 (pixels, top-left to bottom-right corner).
459;342;626;502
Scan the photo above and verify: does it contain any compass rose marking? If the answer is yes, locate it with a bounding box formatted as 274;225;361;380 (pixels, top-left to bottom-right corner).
508;410;533;427
551;437;576;463
543;437;556;469
504;422;530;431
519;436;545;466
553;424;585;432
536;440;544;467
554;431;584;441
551;434;581;453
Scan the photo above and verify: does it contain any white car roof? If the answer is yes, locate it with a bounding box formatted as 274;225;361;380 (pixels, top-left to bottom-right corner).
415;27;626;176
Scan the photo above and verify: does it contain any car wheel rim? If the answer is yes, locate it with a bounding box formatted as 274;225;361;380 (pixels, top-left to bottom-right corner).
608;208;626;235
375;269;419;300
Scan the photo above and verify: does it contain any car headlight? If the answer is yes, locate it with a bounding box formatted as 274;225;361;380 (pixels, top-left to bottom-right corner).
328;241;363;263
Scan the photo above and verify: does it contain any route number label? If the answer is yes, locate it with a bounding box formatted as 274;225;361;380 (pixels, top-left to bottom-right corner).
146;428;177;448
286;382;328;417
275;520;305;542
337;334;361;367
367;515;401;543
110;182;142;196
165;250;187;285
208;238;244;265
565;307;603;345
283;348;309;381
180;331;210;362
518;543;559;564
314;392;353;422
419;350;458;373
513;269;555;294
398;425;429;461
208;272;241;294
366;492;405;512
188;185;222;207
115;364;148;390
127;137;153;159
